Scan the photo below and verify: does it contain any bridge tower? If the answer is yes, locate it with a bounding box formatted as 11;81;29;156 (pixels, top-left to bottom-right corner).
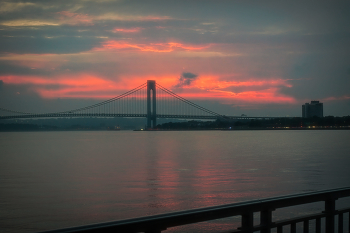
147;80;156;128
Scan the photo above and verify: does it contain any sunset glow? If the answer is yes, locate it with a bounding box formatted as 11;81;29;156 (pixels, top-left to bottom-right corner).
0;1;349;116
57;11;94;25
113;27;143;33
1;4;350;233
95;41;210;53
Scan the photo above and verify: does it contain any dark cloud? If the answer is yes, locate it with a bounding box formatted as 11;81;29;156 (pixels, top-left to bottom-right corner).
0;0;349;116
175;72;198;88
0;61;52;76
0;36;101;54
0;82;100;113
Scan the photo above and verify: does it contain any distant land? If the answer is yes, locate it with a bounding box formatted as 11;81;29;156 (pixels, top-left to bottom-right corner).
0;116;349;131
0;117;183;131
155;116;350;130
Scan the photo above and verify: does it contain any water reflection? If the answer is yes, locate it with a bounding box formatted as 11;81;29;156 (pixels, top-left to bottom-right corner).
0;131;350;232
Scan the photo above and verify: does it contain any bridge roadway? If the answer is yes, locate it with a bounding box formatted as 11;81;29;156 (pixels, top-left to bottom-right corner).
0;113;284;120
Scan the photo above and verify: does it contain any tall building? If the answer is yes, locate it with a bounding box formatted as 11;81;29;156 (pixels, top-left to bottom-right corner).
302;101;323;118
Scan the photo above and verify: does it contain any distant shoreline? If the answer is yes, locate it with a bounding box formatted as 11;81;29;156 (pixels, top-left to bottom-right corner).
138;127;350;131
1;128;350;132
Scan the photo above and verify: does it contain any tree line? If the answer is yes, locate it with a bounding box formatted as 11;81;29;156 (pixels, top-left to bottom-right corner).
156;116;350;130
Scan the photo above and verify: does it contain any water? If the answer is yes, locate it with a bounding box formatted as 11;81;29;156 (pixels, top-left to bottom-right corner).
0;130;349;232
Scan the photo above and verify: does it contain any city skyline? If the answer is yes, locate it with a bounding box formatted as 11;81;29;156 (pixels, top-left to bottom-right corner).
0;1;349;117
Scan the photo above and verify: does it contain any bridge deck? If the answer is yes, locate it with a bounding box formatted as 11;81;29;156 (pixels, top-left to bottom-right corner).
0;113;284;120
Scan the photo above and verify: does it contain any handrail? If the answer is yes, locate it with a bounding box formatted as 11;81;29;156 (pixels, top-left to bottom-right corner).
39;187;350;233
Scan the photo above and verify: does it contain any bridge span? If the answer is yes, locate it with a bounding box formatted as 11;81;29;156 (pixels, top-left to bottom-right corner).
0;80;285;128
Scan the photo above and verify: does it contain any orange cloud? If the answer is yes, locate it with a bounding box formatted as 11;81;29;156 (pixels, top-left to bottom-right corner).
209;89;295;103
194;76;292;90
1;74;125;98
322;96;350;101
57;11;94;25
1;72;296;105
141;16;171;21
16;60;63;70
95;14;171;22
162;88;295;104
94;41;210;53
164;75;296;104
113;27;143;33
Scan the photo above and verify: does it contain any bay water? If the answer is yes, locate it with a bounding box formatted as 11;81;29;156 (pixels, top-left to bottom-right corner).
1;130;349;232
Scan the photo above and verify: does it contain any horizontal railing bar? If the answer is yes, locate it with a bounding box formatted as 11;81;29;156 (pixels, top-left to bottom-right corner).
213;209;350;233
263;208;350;233
337;207;350;214
229;212;327;233
272;212;327;228
39;187;350;233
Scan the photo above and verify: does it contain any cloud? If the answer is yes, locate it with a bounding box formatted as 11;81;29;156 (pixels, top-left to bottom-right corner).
56;11;94;25
208;88;296;104
0;0;349;116
113;27;143;33
322;96;350;102
0;74;122;98
94;41;209;52
0;20;60;26
94;13;171;22
175;72;198;88
0;80;3;90
0;36;100;54
0;2;37;13
171;75;296;104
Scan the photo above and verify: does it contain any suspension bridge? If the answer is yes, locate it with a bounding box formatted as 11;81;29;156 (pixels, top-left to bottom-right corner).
0;80;229;128
0;80;282;128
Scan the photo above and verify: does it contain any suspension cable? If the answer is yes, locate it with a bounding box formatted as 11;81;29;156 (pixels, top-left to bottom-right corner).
0;83;147;116
156;84;222;117
1;82;222;118
0;107;32;115
56;83;147;114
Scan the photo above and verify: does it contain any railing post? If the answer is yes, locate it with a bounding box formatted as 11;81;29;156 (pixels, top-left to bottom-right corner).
277;225;283;233
303;220;309;233
324;198;336;233
291;222;296;233
338;212;343;233
316;217;321;233
240;212;254;233
348;211;350;233
260;209;274;233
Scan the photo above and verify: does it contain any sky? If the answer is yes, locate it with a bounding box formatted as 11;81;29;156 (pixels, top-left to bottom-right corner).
0;0;349;117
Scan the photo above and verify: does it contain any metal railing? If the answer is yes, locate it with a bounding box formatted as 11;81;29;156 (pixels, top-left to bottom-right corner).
40;187;350;233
